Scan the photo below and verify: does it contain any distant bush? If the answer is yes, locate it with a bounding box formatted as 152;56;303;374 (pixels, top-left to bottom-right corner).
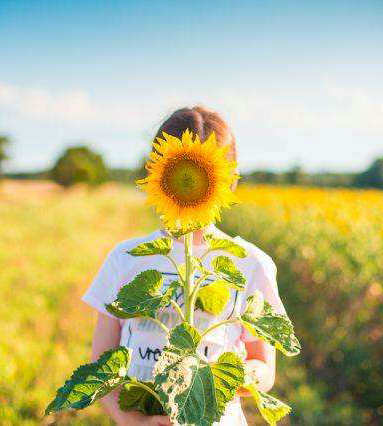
51;145;109;187
354;157;383;189
0;135;11;178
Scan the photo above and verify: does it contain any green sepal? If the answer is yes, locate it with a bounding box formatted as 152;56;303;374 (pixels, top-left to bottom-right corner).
196;281;231;315
119;380;164;416
45;347;132;414
128;237;173;256
204;234;247;258
212;255;246;290
241;301;301;356
105;271;177;319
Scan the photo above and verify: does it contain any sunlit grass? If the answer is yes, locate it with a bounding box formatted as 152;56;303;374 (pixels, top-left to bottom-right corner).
1;181;381;425
0;182;158;425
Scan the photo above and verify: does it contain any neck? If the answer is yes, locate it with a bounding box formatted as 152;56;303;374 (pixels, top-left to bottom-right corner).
191;229;205;245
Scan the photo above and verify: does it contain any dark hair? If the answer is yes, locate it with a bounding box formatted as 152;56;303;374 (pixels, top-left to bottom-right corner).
155;106;237;161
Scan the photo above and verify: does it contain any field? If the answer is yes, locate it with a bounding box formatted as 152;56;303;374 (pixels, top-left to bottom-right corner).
0;181;382;425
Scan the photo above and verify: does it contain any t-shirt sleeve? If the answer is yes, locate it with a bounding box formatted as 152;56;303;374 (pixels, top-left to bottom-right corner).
240;255;286;342
81;245;122;318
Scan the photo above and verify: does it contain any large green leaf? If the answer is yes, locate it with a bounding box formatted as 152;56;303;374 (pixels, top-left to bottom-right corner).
45;347;132;414
105;270;177;319
128;237;173;256
210;352;245;418
169;323;201;351
153;327;244;425
154;348;216;425
244;384;291;426
241;300;301;356
119;381;164;416
196;281;231;315
212;256;246;290
204;234;247;258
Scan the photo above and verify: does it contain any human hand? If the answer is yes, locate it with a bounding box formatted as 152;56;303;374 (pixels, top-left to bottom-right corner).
145;415;172;426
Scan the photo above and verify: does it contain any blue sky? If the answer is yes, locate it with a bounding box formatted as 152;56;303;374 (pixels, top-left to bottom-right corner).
0;0;382;172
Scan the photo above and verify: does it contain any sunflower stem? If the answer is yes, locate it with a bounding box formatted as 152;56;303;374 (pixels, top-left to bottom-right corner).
142;316;169;334
170;299;185;322
184;232;194;325
200;318;239;340
189;273;208;314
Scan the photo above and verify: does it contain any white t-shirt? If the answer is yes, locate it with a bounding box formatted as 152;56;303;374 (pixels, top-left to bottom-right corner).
82;225;286;425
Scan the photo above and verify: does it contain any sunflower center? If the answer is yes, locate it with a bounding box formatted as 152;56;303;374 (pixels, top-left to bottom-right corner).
162;158;210;206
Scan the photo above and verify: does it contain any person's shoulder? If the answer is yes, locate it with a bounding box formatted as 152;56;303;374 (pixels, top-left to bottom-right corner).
233;235;277;274
108;230;162;260
212;226;276;271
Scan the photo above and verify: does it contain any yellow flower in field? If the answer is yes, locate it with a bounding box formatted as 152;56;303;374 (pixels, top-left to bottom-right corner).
137;130;239;229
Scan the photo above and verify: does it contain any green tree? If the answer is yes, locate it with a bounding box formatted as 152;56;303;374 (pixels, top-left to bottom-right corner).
354;157;383;189
0;135;11;177
284;165;306;185
51;145;109;187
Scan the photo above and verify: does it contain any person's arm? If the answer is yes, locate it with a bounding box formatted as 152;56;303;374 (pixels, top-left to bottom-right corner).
237;339;276;396
91;313;171;426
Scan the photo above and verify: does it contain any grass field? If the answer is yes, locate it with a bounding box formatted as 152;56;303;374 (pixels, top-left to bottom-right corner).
0;181;382;425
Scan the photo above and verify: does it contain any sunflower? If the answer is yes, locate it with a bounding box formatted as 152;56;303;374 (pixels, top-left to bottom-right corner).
137;130;239;229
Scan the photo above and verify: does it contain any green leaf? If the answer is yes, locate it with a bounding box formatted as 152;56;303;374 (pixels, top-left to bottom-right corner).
169;323;201;351
196;281;231;315
153;325;244;425
105;271;176;319
166;224;202;238
204;234;247;258
244;384;291;426
212;256;246;290
210;352;245;418
119;381;164;416
154;348;215;425
128;237;173;256
240;301;301;356
45;347;132;414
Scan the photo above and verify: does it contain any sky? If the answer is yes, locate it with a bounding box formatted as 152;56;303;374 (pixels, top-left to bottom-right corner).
0;0;382;173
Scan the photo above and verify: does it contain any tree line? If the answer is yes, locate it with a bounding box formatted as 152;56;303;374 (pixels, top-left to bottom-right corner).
1;135;382;189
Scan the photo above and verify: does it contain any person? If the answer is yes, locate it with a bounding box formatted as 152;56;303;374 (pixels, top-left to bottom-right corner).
82;106;287;426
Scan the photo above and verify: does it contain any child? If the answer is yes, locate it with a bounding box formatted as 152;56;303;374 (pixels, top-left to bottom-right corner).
82;106;287;426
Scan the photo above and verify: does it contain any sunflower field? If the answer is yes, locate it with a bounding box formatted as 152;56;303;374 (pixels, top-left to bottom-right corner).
222;185;383;425
0;181;382;425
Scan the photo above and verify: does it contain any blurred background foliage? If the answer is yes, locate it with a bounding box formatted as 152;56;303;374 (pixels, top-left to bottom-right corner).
50;146;109;187
0;181;382;425
2;138;383;190
221;186;383;425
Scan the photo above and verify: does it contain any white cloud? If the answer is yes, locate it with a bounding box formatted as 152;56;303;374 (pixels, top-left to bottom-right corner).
324;83;383;130
1;80;382;135
0;82;160;128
